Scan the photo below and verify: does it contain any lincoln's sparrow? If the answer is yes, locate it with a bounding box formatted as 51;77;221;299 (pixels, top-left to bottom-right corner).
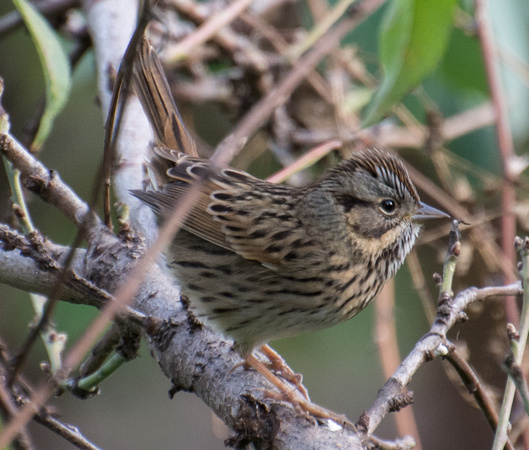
131;37;449;422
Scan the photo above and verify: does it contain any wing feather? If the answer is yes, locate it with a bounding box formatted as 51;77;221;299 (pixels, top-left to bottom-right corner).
133;153;314;267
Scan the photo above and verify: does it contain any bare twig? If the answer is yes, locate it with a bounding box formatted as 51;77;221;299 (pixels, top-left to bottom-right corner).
0;227;149;324
475;0;518;327
357;282;522;439
493;237;529;450
374;281;422;447
212;0;386;167
290;100;494;148
0;374;34;449
504;349;529;417
167;0;254;62
266;139;342;183
368;434;416;450
1;345;99;450
32;412;101;450
406;250;437;324
0;133;96;228
444;344;504;440
0;232;89;305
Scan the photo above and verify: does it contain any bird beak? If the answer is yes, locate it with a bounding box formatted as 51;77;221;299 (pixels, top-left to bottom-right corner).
412;202;450;222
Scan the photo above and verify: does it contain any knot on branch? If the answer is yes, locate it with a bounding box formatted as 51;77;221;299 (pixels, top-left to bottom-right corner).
506;323;520;341
388;392;414;412
0;226;62;273
83;226;146;294
65;377;100;400
503;351;519;376
435;291;453;325
226;394;280;449
148;317;180;352
116;328;141;361
25;169;57;197
180;293;204;331
356;412;370;434
455;311;469;324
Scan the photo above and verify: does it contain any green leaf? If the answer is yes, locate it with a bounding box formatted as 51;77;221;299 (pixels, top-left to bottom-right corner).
363;0;457;126
13;0;71;151
440;27;488;95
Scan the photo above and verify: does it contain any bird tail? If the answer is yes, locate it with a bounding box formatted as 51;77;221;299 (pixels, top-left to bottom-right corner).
132;36;198;158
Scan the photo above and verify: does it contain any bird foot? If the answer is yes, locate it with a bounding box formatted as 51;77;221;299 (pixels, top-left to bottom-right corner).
259;345;310;401
244;353;354;429
262;388;353;429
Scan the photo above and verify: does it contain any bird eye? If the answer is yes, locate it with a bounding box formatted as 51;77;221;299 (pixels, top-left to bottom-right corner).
379;199;396;215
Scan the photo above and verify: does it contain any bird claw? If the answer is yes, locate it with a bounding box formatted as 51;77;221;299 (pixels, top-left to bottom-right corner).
238;352;354;429
259;345;310;401
256;389;318;426
228;360;250;377
258;388;352;429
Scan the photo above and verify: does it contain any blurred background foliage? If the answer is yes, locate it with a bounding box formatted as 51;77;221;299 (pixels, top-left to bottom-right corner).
1;0;529;448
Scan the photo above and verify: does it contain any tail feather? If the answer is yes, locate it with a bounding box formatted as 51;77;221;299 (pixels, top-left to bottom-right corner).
132;36;198;158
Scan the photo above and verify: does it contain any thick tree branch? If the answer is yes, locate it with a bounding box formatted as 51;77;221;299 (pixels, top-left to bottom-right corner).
0;218;364;448
0;227;93;306
8;0;372;447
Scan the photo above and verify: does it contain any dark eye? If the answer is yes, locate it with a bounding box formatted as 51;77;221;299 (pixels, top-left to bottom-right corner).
379;199;396;215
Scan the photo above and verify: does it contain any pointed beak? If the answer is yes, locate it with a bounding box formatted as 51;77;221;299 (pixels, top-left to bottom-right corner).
412;202;450;222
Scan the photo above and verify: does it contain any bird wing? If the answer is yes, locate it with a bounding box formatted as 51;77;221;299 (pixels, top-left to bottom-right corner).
133;150;311;268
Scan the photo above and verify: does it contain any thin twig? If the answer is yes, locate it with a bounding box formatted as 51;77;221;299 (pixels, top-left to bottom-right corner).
368;434;416;450
167;0;254;62
493;238;529;450
444;343;505;441
374;281;422;448
0;133;96;228
437;223;514;449
212;0;386;167
0;375;34;449
475;0;518;327
504;348;529;417
288;0;358;59
32;412;101;450
2;92;69;381
266;139;342;183
406;250;437;325
357;282;522;439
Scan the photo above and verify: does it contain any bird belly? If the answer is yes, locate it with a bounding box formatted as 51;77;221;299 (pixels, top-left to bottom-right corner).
167;232;342;353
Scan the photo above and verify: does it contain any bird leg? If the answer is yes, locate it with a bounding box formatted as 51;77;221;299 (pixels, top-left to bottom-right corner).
245;353;353;428
259;345;310;401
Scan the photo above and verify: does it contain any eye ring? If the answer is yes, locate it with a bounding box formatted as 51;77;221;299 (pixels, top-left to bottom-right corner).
379;199;396;215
